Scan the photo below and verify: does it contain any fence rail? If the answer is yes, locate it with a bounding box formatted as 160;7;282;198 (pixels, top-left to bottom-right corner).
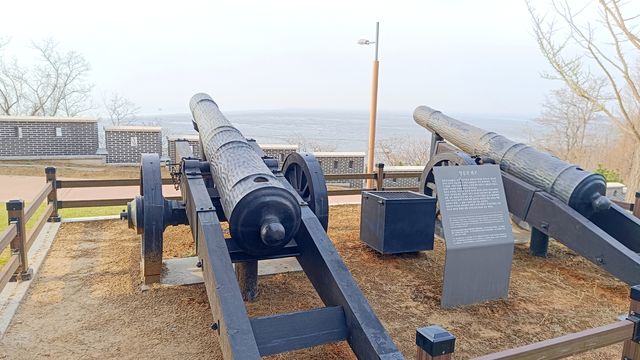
612;192;640;218
0;166;57;295
0;163;422;295
50;163;422;207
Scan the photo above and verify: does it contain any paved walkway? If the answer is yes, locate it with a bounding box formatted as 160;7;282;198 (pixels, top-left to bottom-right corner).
0;175;361;205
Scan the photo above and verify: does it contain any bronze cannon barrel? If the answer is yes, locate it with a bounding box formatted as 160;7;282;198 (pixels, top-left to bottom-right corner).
190;93;301;254
414;105;610;217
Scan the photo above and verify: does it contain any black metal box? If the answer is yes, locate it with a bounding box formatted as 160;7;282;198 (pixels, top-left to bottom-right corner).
360;191;436;254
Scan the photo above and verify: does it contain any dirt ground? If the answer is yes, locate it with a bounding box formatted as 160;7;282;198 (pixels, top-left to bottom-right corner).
0;205;630;359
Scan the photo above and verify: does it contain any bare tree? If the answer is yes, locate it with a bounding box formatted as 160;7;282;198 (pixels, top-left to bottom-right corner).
527;0;640;196
532;84;604;164
0;38;93;117
286;132;337;152
0;38;26;115
103;93;140;126
377;137;430;166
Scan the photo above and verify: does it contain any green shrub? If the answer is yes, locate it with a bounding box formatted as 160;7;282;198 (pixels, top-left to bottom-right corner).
595;164;624;183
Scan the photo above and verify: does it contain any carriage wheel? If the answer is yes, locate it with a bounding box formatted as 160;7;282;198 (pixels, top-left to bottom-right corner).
282;152;329;231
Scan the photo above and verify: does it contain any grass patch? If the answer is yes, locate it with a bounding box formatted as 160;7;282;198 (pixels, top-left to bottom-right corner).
0;203;126;266
58;205;126;219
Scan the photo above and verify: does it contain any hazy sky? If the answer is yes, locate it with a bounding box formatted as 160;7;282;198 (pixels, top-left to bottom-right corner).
0;1;565;117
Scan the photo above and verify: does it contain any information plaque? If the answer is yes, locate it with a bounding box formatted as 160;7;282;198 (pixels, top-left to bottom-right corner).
434;164;514;308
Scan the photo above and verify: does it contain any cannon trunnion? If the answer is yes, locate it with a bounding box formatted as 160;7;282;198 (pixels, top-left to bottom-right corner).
126;94;402;359
414;106;640;285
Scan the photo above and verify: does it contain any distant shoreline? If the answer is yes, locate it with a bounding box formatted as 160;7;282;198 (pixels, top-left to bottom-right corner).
111;110;538;152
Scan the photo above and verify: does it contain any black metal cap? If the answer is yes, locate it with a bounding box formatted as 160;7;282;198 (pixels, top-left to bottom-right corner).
229;186;301;256
631;285;640;301
416;325;456;356
45;166;56;174
6;200;24;211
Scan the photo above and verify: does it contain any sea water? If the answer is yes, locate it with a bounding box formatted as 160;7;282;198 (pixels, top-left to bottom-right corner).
133;110;537;152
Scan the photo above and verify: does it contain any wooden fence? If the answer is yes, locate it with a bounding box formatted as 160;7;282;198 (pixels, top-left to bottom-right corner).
0;167;58;293
612;192;640;219
0;163;421;296
50;163;423;209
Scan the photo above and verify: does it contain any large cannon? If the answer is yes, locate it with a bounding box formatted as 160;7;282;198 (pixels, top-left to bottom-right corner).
414;106;640;285
126;93;402;359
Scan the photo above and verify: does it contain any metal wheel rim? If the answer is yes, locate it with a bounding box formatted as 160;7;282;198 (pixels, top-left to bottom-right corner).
140;154;164;260
420;152;476;216
283;152;329;231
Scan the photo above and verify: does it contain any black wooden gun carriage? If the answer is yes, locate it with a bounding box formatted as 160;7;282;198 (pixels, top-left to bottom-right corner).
126;93;402;359
414;106;640;285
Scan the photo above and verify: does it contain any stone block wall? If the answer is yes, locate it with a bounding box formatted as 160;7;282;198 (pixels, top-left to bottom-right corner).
314;152;366;188
0;116;98;158
260;144;298;164
383;165;423;189
105;126;162;164
167;135;201;163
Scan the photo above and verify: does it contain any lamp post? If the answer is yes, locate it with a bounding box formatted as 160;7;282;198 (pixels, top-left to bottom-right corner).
358;22;380;189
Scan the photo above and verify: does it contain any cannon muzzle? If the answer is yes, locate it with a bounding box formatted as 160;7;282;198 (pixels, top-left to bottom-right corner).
190;93;301;255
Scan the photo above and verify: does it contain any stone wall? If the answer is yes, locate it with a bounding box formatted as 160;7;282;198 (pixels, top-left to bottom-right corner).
105;126;162;164
167;137;299;166
0;116;98;158
167;135;201;163
260;144;298;164
314;152;366;188
383;165;423;189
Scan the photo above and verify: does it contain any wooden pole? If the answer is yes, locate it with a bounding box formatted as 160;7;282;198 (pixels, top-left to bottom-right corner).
622;285;640;360
633;192;640;219
416;325;456;360
376;163;385;191
45;167;60;222
236;261;258;302
6;200;32;281
366;22;380;189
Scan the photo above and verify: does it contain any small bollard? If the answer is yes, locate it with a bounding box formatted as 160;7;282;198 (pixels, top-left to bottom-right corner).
622;285;640;359
416;325;456;360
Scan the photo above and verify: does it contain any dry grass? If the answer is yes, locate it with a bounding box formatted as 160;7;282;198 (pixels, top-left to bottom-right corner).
160;205;628;359
0;205;630;359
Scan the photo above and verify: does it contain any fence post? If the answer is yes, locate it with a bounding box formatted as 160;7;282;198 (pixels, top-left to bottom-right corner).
633;192;640;219
416;325;456;360
623;285;640;360
6;200;32;281
376;163;385;191
45;166;60;222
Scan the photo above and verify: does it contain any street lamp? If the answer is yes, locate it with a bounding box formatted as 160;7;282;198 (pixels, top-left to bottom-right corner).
358;22;380;189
